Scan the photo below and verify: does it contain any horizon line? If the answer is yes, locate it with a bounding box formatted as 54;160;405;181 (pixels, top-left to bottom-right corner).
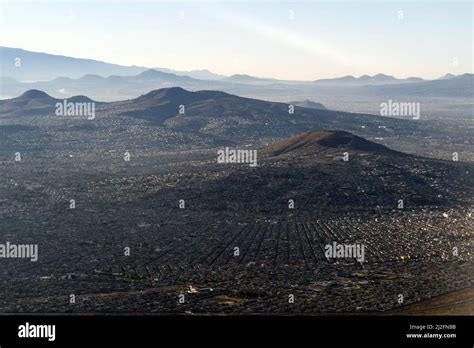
2;46;472;82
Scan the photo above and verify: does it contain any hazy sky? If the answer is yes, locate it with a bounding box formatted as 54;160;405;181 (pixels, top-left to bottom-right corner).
1;0;472;80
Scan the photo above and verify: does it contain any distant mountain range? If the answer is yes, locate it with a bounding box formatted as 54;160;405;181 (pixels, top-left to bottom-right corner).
364;73;474;98
222;74;276;84
0;46;224;81
2;65;472;104
1;46;472;121
313;73;425;85
151;67;225;80
0;47;147;81
439;73;457;80
3;46;468;86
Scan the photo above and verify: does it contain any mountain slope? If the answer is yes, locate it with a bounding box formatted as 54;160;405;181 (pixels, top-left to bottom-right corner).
0;47;148;81
0;46;228;83
289;100;326;110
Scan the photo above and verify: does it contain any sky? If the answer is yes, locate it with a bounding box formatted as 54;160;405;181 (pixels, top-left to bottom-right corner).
0;0;472;80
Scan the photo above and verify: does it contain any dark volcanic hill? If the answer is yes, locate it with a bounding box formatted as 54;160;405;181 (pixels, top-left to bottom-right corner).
151;130;473;217
0;89;100;116
106;87;427;144
0;89;58;115
263;130;401;157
